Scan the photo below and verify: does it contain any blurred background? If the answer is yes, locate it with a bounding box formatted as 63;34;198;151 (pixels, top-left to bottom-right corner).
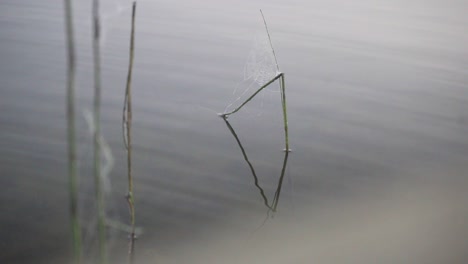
0;0;467;263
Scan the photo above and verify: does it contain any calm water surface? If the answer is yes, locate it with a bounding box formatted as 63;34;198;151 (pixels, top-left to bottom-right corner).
1;0;467;263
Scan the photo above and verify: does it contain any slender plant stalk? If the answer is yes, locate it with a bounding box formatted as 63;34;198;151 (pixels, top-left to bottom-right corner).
260;9;290;152
280;75;290;151
222;73;283;117
92;0;107;263
123;2;137;264
64;0;82;263
260;9;279;72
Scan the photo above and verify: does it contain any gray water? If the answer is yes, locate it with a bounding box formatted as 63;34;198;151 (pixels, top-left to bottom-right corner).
1;0;468;263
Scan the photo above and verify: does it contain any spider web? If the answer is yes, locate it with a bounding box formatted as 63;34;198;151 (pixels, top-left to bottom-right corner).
243;35;279;87
223;18;282;115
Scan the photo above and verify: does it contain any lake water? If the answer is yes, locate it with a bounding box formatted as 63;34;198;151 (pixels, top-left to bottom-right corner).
1;0;467;263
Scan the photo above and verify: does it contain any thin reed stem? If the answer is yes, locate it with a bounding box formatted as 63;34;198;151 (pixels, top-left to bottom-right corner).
63;0;82;263
92;0;107;263
222;73;283;117
123;2;137;264
260;9;279;72
280;75;290;152
260;9;290;151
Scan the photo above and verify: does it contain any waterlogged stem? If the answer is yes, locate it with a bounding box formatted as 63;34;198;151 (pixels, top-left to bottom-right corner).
92;0;107;263
63;0;82;263
123;2;137;264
